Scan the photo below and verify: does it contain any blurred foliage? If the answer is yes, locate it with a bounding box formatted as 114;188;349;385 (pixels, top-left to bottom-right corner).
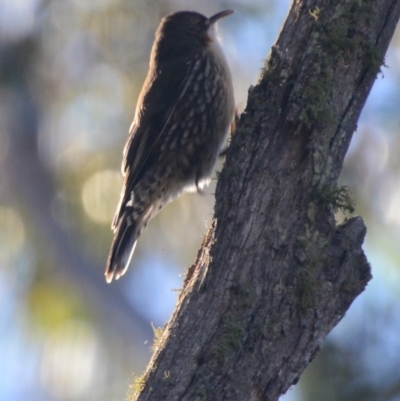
0;1;400;401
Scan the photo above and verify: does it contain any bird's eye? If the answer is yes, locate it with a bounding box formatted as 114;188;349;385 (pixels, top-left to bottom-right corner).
195;18;207;29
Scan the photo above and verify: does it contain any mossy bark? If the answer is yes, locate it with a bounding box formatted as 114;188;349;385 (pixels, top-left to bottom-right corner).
133;1;400;400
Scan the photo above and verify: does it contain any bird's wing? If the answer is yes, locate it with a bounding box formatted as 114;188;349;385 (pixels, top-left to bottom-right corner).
112;56;200;229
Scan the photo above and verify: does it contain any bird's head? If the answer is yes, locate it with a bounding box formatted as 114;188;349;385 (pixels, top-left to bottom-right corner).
153;10;234;61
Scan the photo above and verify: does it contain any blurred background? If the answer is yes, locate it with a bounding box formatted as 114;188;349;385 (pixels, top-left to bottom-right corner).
0;0;399;400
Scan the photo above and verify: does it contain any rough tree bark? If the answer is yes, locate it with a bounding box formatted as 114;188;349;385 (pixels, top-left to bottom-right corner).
134;1;400;400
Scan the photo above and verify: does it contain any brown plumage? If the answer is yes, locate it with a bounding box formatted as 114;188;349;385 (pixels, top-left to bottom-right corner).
105;10;235;283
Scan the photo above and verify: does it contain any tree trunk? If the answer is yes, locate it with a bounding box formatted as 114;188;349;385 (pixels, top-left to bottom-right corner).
134;1;400;400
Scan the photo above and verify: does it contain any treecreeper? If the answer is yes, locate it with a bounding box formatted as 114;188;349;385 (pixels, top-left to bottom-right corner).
105;10;235;283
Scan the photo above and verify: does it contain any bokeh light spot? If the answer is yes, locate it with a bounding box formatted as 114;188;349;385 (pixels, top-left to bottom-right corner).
81;170;121;224
0;207;25;263
40;320;100;400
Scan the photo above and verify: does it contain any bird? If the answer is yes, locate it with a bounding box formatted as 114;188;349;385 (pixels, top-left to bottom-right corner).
105;10;235;283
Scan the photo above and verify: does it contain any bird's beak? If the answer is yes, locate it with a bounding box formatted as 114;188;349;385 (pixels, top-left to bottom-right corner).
209;9;235;24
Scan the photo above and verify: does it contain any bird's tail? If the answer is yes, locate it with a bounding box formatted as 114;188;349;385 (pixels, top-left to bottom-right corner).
105;214;140;283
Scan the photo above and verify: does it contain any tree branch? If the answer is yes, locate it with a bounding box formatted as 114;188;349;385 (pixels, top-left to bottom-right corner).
134;1;400;400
